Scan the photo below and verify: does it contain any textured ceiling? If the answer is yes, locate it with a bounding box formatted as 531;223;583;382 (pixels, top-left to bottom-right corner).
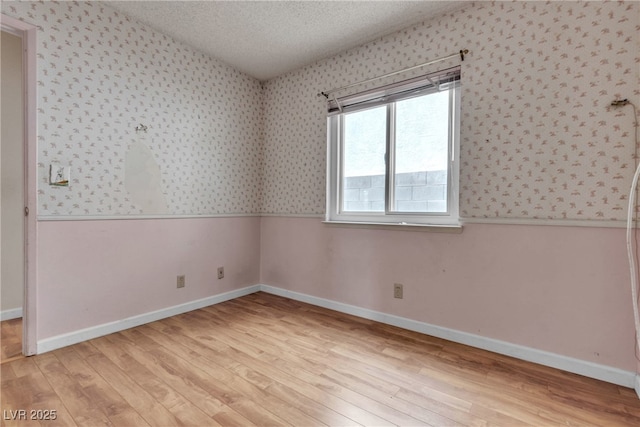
104;1;470;81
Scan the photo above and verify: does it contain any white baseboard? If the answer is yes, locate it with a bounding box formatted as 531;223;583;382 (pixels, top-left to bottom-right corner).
259;284;637;389
0;307;23;321
37;285;260;354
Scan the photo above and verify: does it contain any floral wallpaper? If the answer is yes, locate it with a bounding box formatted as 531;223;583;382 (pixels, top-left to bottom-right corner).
261;1;640;221
2;1;639;222
2;0;264;216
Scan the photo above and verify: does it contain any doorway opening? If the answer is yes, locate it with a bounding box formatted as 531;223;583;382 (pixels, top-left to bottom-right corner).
1;14;37;358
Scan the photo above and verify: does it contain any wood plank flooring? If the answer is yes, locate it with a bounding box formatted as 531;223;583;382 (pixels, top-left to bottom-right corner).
2;292;640;426
0;318;22;364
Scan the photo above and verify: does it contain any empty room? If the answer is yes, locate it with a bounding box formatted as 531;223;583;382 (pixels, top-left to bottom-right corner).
1;0;640;425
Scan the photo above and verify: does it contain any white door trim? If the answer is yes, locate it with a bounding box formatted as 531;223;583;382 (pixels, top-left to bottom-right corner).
1;14;38;356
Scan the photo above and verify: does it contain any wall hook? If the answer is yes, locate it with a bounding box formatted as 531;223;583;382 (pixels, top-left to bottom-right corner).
135;123;148;132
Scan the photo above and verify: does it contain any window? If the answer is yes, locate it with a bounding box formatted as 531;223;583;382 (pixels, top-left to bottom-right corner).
326;67;461;226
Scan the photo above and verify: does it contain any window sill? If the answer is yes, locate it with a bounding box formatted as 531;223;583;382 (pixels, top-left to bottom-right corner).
322;220;463;233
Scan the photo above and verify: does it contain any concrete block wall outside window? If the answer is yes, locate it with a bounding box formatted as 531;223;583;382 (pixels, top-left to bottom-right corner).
344;170;447;212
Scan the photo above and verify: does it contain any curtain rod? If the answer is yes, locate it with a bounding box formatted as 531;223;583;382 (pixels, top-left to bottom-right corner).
318;49;468;99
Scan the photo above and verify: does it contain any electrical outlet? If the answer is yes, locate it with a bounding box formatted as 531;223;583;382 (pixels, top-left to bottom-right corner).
393;283;403;299
217;267;224;279
177;275;185;288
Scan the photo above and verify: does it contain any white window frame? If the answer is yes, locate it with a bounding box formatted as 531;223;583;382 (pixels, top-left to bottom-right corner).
326;72;461;227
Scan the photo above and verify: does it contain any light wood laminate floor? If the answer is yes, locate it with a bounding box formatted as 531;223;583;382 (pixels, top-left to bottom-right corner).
0;318;22;364
1;292;640;426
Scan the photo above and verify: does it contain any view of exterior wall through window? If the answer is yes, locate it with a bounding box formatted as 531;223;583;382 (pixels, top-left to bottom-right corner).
341;90;450;213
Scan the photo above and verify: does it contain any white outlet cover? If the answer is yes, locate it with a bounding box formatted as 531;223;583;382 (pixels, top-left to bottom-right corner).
49;165;70;186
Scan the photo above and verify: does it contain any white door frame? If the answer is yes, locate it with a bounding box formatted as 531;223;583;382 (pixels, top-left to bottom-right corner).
1;14;37;356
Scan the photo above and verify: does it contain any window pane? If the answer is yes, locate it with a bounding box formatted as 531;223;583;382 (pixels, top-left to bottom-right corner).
342;106;386;212
393;92;449;213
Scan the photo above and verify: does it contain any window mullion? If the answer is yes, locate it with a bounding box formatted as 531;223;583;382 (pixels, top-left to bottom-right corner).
337;115;344;214
449;86;455;163
386;103;396;213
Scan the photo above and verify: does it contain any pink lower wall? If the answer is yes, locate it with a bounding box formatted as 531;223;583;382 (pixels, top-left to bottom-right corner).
34;215;638;374
36;217;261;340
260;216;637;372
